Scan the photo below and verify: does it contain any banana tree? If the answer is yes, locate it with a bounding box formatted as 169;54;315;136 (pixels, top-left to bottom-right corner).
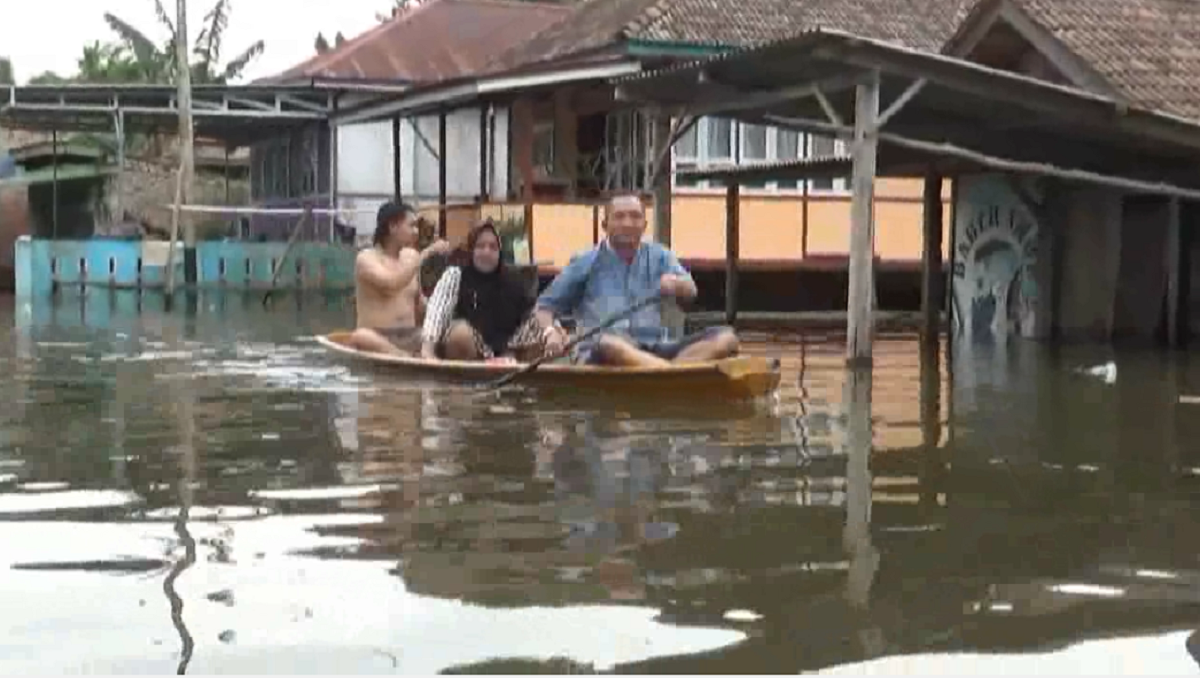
101;0;264;85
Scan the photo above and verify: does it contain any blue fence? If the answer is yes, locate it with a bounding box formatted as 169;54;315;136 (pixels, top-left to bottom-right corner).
14;237;356;296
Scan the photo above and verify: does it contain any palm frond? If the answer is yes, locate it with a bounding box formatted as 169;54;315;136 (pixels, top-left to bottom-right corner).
220;40;263;83
153;0;176;41
102;13;162;67
195;0;229;76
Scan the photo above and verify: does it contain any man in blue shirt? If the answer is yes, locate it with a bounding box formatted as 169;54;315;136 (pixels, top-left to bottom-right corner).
534;194;739;367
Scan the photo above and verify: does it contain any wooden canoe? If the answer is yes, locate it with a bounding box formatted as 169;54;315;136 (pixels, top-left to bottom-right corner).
315;331;782;400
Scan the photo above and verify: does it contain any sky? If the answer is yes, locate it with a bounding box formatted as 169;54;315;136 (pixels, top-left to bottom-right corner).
0;0;394;83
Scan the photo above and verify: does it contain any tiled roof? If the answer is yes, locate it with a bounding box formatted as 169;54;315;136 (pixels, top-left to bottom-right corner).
491;0;977;71
488;0;663;71
268;0;572;83
1013;0;1200;119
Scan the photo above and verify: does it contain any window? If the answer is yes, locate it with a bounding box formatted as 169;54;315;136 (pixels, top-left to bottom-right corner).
706;118;733;160
532;121;554;177
742;124;768;161
675;124;699;159
670;118;848;194
775;129;801;189
808;135;848;192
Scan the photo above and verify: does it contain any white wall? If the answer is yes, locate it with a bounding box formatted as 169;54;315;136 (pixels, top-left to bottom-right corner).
335;107;510;238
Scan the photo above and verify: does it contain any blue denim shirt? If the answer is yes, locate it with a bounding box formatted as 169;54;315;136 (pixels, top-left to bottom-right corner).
536;240;692;347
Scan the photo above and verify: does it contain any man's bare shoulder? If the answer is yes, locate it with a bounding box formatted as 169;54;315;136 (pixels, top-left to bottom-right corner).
355;247;379;267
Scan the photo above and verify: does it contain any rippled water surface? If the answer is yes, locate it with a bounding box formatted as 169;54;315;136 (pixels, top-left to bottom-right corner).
4;291;1200;674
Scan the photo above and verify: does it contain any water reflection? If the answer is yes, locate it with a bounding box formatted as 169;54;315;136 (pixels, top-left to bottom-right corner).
2;291;1200;673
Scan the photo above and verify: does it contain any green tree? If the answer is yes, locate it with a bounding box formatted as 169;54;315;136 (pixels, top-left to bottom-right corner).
0;57;13;85
99;0;264;84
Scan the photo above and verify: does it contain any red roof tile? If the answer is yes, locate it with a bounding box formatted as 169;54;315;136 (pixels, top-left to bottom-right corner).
491;0;976;72
1015;0;1200;119
269;0;572;83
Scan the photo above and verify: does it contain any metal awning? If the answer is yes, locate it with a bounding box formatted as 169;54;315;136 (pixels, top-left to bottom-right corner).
0;83;341;144
680;154;852;182
613;29;1200;189
334;58;642;125
0;164;114;187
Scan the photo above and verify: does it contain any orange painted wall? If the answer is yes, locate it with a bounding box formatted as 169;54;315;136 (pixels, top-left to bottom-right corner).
521;177;952;269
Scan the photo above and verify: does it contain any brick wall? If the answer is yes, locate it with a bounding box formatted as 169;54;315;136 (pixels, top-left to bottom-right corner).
111;159;249;237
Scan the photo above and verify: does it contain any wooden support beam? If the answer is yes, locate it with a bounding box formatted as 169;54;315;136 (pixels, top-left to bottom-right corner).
437;109;447;238
479;106;489;201
392;116;402;200
920;172;944;340
917;338;943;509
842;365;877;610
765;112;1200;203
1166;196;1182;348
652;114;673;246
725;183;740;324
846;73;881;366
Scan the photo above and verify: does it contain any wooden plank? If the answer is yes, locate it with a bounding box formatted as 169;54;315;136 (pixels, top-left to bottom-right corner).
725;183;740;324
437;110;448;238
920;172;944;339
846;72;880;365
1166;196;1182;348
392;116;402;199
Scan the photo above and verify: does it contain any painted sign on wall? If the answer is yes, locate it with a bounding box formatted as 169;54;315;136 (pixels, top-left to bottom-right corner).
952;174;1040;340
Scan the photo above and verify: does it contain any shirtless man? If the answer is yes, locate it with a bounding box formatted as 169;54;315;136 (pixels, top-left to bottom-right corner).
346;201;451;355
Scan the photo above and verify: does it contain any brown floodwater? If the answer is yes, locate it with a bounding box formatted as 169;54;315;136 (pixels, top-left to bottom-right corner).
3;290;1200;674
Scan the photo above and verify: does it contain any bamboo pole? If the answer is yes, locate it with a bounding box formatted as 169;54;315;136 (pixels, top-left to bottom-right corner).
165;164;184;303
262;206;314;306
174;0;196;249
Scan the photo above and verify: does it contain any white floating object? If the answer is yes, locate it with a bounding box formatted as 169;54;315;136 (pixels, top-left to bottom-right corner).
1077;361;1116;385
723;609;763;622
18;482;70;492
0;489;140;514
249;484;396;501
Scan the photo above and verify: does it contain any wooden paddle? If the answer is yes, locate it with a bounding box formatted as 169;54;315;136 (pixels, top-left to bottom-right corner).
481;293;664;391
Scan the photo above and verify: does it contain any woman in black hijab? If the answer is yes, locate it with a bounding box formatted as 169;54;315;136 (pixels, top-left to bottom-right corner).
419;219;545;363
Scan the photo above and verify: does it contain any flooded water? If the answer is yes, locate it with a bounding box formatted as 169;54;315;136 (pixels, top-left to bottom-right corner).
3;290;1200;674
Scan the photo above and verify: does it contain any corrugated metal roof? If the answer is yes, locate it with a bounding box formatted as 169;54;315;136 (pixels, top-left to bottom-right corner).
0;165;114;187
269;0;573;84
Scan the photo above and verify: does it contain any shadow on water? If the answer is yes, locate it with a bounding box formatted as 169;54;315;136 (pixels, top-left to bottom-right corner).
4;290;1200;672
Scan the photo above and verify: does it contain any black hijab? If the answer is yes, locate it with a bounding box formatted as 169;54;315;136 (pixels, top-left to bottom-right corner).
454;221;534;356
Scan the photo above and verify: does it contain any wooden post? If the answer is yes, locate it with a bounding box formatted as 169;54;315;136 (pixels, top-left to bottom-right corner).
478;106;489;201
438;109;448;238
725;183;740;324
51;130;58;238
174;0;196;250
652;115;673;246
846;72;881;365
920;172;944;340
392;116;402;200
166;164;184;302
843;365;877;610
918;337;942;510
1166;196;1182;348
114;110;125;223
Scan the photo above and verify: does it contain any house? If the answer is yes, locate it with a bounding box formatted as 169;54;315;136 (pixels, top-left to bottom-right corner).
253;0;574;242
243;0;1200;318
292;0;980;283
